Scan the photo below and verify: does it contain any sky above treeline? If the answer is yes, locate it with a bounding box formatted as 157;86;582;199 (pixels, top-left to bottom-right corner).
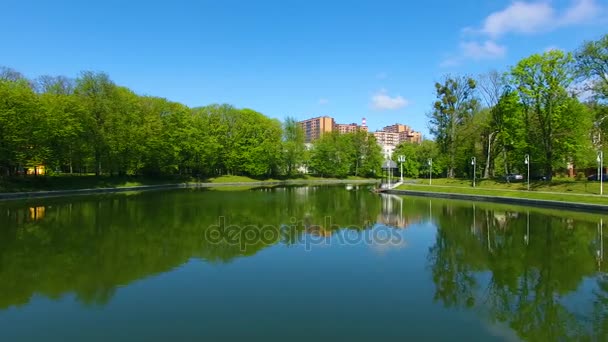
2;0;607;136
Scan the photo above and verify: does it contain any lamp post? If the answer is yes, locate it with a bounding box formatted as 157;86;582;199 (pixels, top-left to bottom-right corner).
471;157;476;188
398;155;405;183
524;154;530;191
428;158;433;185
598;151;604;196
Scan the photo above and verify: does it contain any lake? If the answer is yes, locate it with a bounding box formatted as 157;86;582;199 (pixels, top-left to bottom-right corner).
0;185;607;341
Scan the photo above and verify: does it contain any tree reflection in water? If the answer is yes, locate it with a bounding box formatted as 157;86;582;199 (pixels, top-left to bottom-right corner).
426;200;608;341
0;185;381;309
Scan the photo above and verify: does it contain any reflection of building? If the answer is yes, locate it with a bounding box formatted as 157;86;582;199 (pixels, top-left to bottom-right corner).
29;206;45;220
376;194;421;228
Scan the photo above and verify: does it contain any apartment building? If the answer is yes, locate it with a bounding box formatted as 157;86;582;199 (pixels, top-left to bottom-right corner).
298;116;368;142
398;130;422;144
298;116;335;143
383;123;422;144
334;123;369;134
373;131;400;159
382;124;411;134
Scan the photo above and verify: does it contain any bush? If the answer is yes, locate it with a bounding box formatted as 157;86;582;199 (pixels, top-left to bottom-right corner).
575;172;586;181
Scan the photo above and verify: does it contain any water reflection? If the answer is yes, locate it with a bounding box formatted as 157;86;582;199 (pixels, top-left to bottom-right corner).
423;199;608;341
1;187;608;341
0;185;381;309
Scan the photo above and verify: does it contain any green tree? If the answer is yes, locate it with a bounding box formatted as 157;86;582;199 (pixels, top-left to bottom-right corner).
282;117;305;176
0;78;41;176
510;50;591;179
429;76;478;178
575;33;608;100
309;132;350;178
74;72;118;175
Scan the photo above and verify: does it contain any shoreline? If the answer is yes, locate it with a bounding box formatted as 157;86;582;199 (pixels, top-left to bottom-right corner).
0;179;379;201
385;189;608;213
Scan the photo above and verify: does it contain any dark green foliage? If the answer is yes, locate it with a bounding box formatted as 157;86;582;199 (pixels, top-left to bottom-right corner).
309;131;382;178
0;67;382;180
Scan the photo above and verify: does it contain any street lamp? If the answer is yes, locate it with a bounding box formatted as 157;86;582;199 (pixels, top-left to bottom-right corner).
471;157;476;188
598;151;604;196
398;155;405;183
428;158;433;185
524;154;530;191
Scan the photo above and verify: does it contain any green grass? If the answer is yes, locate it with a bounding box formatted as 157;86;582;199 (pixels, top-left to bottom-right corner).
0;174;194;193
0;174;378;193
396;177;608;206
206;175;277;183
413;177;603;195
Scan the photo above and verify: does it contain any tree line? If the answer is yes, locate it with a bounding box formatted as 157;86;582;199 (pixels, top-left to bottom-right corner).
0;70;384;178
396;34;608;180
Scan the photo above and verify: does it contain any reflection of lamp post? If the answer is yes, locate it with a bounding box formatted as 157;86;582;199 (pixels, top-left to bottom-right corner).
398;155;405;183
524;154;530;191
524;210;529;246
428;158;433;185
598;218;604;270
598;151;604;195
471;157;476;187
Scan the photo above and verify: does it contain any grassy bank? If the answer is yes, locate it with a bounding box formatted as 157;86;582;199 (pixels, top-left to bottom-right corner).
396;178;608;205
0;174;377;193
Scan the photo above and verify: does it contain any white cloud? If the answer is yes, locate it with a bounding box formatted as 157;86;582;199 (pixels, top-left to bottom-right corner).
371;89;409;110
480;1;555;37
460;40;507;60
318;98;329;105
476;0;601;38
439;40;506;68
441;0;603;67
562;0;600;25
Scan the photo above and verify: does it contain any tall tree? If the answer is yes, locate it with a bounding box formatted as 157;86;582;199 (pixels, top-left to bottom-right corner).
282;117;305;176
74;72;118;176
429;76;478;178
510;50;585;179
0;78;40;176
478;71;505;178
575;34;608;100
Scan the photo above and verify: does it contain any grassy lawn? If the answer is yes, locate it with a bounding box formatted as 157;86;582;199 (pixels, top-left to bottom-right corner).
206;175;277;183
396;177;608;206
0;174;194;193
413;177;603;195
0;174;378;193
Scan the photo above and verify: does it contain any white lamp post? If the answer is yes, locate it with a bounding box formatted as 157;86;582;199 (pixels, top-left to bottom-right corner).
471;157;476;188
398;155;405;183
524;154;530;191
598;151;604;195
428;158;432;185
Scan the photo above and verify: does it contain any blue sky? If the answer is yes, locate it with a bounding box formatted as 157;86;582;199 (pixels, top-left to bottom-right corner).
2;0;606;135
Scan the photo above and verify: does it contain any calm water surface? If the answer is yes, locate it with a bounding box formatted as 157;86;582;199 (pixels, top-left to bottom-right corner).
1;185;607;341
